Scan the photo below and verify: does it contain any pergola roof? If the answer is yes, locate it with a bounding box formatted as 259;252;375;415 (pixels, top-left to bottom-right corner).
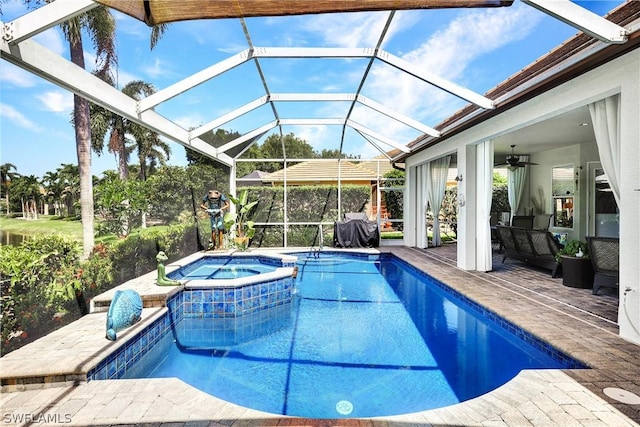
0;0;632;168
95;0;515;25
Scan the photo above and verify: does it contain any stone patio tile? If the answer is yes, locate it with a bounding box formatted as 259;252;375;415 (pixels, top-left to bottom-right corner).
1;246;639;426
497;409;535;427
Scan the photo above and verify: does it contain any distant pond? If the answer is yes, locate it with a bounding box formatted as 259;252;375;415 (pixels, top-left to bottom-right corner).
0;230;28;246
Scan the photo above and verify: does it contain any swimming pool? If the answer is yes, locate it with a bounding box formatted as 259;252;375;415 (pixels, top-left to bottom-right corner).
116;251;586;418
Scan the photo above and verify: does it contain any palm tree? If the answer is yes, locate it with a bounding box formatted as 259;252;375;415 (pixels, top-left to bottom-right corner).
89;100;130;179
90;80;158;180
131;125;172;181
0;163;20;215
11;175;41;219
57;163;81;218
41;170;63;216
59;4;117;258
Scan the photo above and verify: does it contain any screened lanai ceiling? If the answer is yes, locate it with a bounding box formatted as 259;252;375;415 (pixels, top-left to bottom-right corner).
0;0;631;169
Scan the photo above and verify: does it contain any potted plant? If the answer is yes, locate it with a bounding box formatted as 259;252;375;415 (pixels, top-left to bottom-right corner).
223;189;258;250
555;239;593;288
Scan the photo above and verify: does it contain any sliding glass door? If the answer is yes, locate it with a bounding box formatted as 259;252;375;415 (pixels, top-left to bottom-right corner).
587;162;619;237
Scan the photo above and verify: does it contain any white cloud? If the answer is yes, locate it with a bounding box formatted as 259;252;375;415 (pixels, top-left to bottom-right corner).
141;57;176;79
404;4;540;79
356;3;542;142
114;10;149;40
303;12;406;47
0;63;37;88
174;113;207;130
37;91;74;113
0;103;43;132
292;125;334;150
114;69;142;87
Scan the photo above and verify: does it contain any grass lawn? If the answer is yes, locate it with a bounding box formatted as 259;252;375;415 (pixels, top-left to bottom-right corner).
0;216;176;244
0;215;83;240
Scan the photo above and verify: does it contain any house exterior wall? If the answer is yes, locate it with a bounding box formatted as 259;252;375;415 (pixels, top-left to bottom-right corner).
404;50;639;344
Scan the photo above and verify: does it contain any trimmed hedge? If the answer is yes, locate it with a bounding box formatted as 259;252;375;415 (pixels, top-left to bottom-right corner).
0;222;198;356
239;185;370;248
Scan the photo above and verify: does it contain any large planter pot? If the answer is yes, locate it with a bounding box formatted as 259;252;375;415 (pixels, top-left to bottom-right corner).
560;256;594;288
233;236;250;250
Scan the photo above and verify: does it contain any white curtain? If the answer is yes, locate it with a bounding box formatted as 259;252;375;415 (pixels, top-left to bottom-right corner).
476;141;494;271
415;164;429;248
507;156;529;222
428;156;451;247
589;95;621;205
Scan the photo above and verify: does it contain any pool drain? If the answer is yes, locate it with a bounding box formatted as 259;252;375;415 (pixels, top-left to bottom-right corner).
336;400;353;415
603;387;640;405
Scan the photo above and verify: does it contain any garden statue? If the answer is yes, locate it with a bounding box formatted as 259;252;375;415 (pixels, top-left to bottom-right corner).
156;251;180;286
105;289;143;341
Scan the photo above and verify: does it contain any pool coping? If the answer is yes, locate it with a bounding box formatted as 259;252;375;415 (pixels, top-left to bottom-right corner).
1;246;639;426
91;249;297;310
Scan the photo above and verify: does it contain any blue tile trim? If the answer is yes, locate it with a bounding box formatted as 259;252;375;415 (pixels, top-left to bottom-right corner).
87;276;294;382
87;309;174;381
181;276;293;318
384;253;588;369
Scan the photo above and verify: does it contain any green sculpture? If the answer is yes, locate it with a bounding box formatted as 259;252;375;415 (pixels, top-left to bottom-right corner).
156;251;180;286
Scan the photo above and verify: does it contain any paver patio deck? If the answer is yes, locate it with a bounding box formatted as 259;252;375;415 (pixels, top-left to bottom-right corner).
1;245;639;426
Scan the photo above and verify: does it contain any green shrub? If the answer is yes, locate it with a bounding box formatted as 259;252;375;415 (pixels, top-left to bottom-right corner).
491;182;510;217
235;185;370;247
80;243;115;300
0;235;82;355
0;222;198;356
382;169;405;227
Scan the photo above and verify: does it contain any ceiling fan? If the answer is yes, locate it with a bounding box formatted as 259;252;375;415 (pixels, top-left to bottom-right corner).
495;145;538;169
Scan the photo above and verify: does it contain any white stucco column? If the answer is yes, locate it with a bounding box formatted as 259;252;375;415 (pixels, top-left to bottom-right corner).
456;145;477;270
618;69;640;345
403;165;418;247
229;161;237;216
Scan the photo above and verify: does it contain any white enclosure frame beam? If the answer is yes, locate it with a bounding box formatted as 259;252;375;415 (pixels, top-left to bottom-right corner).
217;121;278;155
270;93;356;102
279;118;346;126
2;0;97;44
347;120;410;153
138;49;252;112
1;37;231;166
252;47;374;59
356;94;441;137
522;0;628;44
376;49;495;109
191;95;269;139
355;131;394;159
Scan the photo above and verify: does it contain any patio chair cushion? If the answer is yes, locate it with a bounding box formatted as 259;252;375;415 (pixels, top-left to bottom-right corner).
496;226;562;277
587;236;619;295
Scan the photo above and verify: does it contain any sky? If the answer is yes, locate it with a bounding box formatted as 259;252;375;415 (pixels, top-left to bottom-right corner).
0;0;626;179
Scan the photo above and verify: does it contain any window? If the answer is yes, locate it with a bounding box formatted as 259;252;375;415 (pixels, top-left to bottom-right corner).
552;165;575;228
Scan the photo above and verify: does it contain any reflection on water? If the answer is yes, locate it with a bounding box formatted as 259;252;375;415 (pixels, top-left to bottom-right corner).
0;230;28;246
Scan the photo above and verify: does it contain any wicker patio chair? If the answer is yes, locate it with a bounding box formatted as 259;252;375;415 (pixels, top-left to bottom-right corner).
511;215;534;229
586;236;619;295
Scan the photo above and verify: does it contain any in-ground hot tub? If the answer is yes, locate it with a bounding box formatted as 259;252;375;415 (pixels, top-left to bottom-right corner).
166;252;297;288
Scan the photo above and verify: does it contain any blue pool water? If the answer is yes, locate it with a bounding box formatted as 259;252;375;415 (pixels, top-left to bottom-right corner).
167;255;280;280
125;252;585;418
